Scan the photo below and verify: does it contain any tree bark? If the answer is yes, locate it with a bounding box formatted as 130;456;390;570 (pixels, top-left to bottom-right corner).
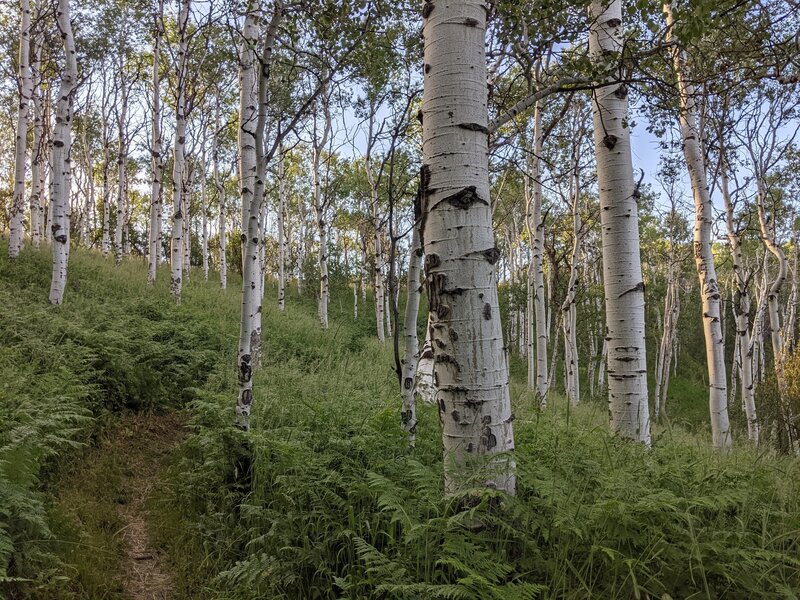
312;92;332;328
277;143;286;309
400;220;423;445
9;0;33;259
720;144;758;443
214;104;227;290
422;0;515;494
147;0;164;285
114;53;130;265
524;103;549;406
665;3;731;449
29;30;44;248
562;167;583;407
236;1;282;430
200;128;209;280
48;0;77;305
589;0;651;444
170;0;190;301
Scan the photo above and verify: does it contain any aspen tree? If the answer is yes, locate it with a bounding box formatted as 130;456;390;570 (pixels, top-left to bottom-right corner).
29;29;44;248
664;3;731;449
589;0;651;445
170;0;190;301
422;0;515;494
8;0;33;259
100;74;112;257
213;102;227;289
524;104;549;405
365;101;386;343
148;0;164;285
312;91;332;328
277;143;287;309
562;154;584;407
114;52;130;265
400;220;423;445
48;0;77;305
200;128;209;280
236;1;281;430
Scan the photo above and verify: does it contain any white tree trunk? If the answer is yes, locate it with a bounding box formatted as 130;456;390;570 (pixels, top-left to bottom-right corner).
415;314;436;404
147;0;164;285
114;56;129;265
422;0;515;494
400;220;423;445
235;2;282;430
277;144;287;309
9;0;33;259
200;130;209;280
236;4;260;430
366;106;386;343
589;0;651;445
48;0;77;305
29;31;44;248
665;4;731;449
214;105;227;290
755;177;796;448
182;167;192;280
562;169;582;407
524;104;549;406
312;94;332;328
720;151;758;442
100;112;112;256
170;0;190;301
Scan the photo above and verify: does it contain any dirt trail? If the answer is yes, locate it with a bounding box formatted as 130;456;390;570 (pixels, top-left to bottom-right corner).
113;413;184;600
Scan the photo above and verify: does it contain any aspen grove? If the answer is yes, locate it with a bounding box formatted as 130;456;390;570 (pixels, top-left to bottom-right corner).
1;0;800;596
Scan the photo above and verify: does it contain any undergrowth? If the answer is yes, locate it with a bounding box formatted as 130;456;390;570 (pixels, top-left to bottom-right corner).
2;242;800;598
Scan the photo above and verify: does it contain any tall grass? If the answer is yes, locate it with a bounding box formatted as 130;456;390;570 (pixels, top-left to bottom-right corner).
2;242;799;598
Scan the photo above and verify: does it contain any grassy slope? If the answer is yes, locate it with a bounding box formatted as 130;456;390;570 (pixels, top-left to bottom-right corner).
1;243;799;599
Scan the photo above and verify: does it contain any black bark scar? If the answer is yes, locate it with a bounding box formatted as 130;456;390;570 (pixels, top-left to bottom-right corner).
442;186;488;209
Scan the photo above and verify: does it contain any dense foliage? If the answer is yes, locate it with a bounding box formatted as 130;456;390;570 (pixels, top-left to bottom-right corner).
2;244;799;598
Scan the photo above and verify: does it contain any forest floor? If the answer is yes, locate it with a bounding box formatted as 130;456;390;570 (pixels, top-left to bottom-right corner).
53;412;184;600
3;244;800;599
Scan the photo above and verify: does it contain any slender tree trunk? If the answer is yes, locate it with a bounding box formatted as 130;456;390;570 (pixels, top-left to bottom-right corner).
101;114;112;256
589;0;651;444
422;0;515;494
236;2;281;430
665;4;731;449
756;177;796;449
525;104;549;405
720;148;758;442
29;31;44;248
562;168;582;407
312;93;332;328
9;0;33;258
147;0;164;285
360;234;368;303
114;55;129;265
277;144;287;309
183;166;192;280
400;221;423;445
200;129;209;280
48;0;77;305
366;106;386;343
170;0;190;301
214;105;227;289
80;122;94;248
